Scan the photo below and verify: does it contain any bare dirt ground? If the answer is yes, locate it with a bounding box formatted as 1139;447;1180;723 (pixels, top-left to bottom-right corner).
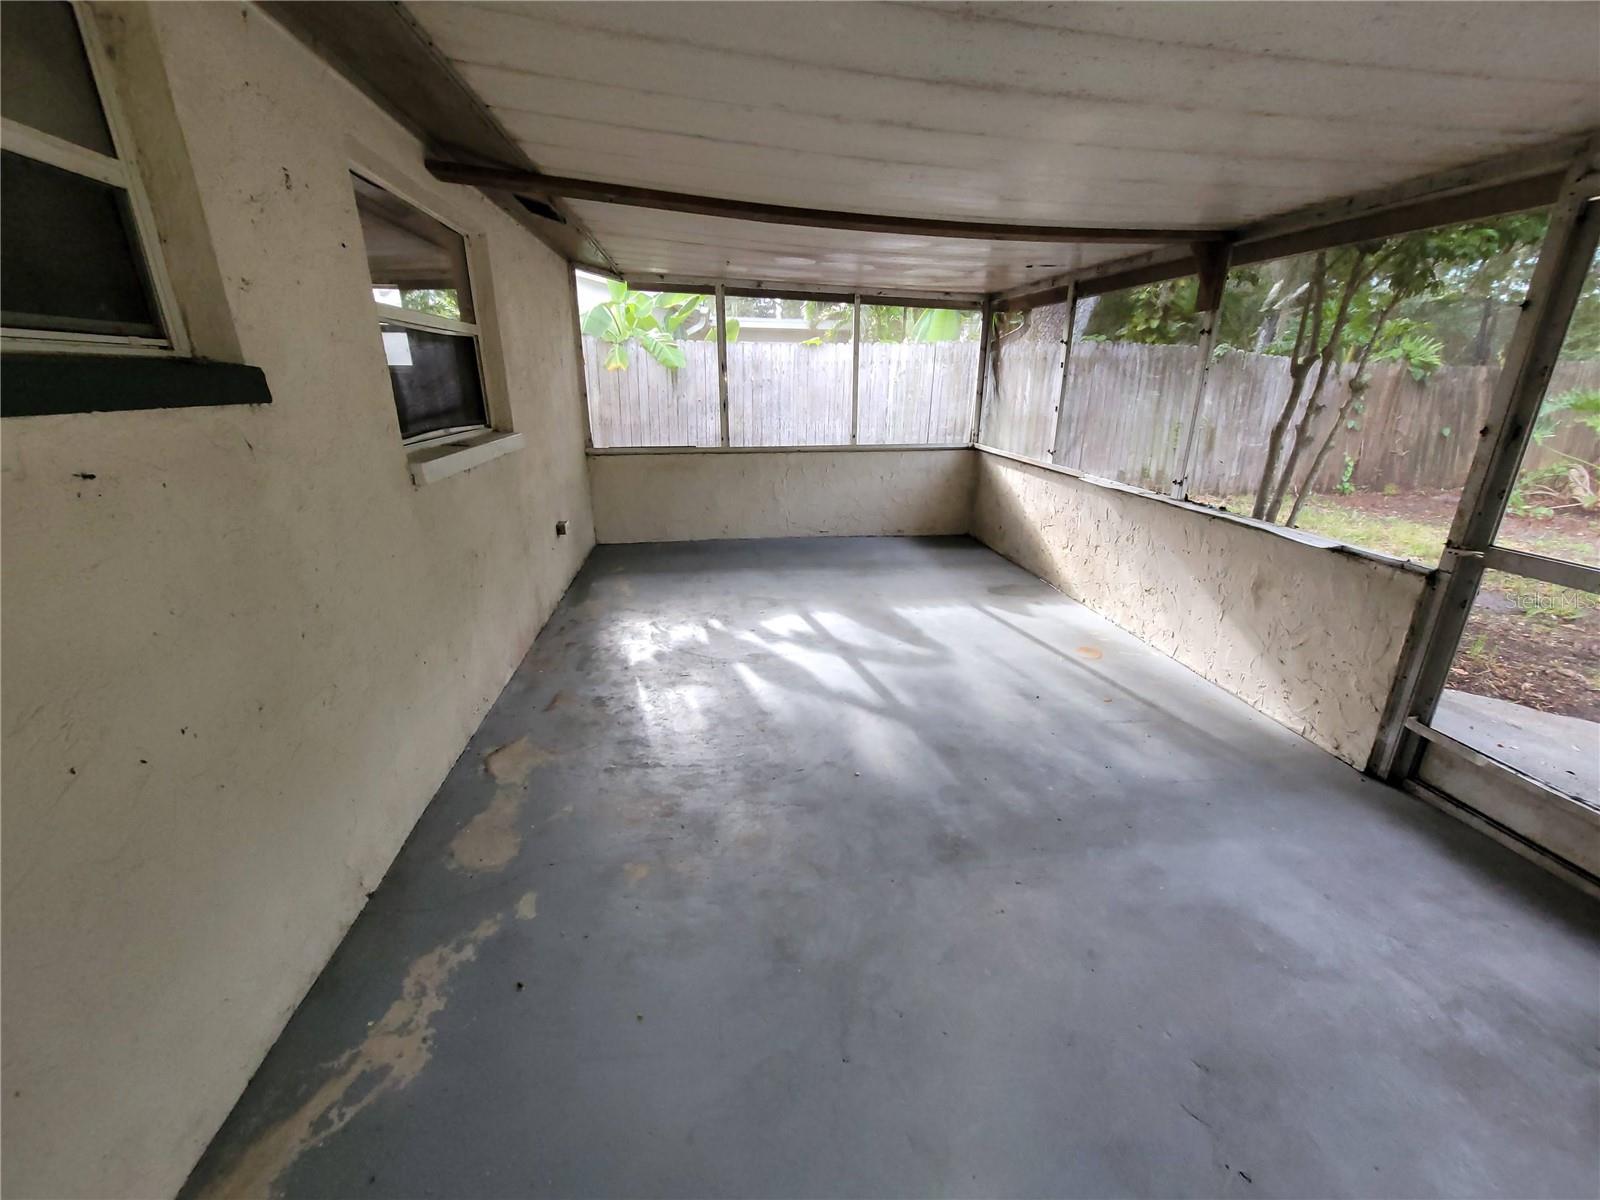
1449;605;1600;722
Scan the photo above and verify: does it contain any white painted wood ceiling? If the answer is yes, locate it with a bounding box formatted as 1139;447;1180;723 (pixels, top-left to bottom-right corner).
409;1;1600;295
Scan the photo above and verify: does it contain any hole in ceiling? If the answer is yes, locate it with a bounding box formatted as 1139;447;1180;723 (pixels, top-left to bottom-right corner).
516;195;567;224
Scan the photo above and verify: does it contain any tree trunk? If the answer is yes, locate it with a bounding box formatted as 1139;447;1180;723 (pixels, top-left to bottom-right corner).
1285;378;1365;527
1285;297;1401;527
1263;251;1370;522
1251;260;1323;520
1265;359;1336;522
1253;360;1313;518
1471;296;1495;365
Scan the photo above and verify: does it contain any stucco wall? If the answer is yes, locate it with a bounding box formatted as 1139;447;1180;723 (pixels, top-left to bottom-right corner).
972;451;1426;766
0;6;594;1198
590;449;975;542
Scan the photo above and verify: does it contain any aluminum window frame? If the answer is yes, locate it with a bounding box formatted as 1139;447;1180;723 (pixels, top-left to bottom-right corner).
351;167;496;450
0;1;189;358
576;272;984;451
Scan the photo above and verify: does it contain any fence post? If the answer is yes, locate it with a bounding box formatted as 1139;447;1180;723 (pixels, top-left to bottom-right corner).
715;284;730;447
850;295;862;445
1046;282;1079;465
971;298;993;444
1168;242;1231;498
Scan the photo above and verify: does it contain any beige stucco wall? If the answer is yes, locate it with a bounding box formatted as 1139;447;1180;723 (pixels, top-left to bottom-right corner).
972;451;1426;766
590;448;975;542
0;6;595;1198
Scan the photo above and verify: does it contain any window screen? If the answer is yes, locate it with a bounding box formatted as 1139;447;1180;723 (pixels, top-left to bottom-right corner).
856;305;980;445
1057;278;1204;490
1190;211;1549;561
984;301;1068;459
576;271;721;448
727;294;854;446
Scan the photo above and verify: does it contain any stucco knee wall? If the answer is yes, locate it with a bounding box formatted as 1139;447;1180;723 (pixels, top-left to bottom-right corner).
971;450;1426;766
590;449;976;542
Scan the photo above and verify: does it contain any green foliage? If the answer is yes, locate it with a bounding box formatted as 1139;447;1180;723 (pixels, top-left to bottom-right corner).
1373;329;1444;380
1561;248;1600;359
1282;495;1445;563
1336;454;1357;495
800;300;852;344
1215;214;1550;369
794;302;970;345
1532;388;1600;444
400;289;460;320
909;307;963;342
1510;388;1600;513
1082;277;1202;345
580;281;736;371
1505;465;1560;518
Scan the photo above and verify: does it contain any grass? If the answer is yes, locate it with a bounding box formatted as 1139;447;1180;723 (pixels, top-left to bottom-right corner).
1200;492;1600;620
1199;493;1445;562
1293;498;1448;564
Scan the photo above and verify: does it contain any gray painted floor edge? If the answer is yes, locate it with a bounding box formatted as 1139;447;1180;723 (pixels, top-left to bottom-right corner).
182;536;1600;1200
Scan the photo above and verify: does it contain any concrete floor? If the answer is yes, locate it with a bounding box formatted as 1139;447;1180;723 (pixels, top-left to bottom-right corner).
184;537;1599;1200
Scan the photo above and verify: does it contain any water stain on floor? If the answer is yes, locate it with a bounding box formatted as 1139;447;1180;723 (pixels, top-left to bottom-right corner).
447;737;557;874
199;916;504;1199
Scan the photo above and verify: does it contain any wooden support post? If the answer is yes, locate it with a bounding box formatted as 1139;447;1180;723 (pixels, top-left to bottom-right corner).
1170;241;1232;498
971;299;994;444
849;295;861;445
1046;282;1079;465
715;285;730;447
568;269;593;449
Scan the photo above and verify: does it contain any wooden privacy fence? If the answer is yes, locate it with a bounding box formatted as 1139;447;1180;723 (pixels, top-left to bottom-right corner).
986;338;1600;496
584;337;977;448
583;337;720;448
587;332;1600;493
984;301;1068;463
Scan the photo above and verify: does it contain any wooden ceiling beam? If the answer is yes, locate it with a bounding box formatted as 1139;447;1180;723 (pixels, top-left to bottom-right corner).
423;159;1227;246
623;273;985;309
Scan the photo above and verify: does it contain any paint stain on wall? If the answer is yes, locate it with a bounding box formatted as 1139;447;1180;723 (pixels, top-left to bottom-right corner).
448;737;557;874
199;916;503;1198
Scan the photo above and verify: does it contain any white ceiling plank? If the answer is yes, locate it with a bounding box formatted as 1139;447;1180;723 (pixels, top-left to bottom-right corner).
406;0;1600;294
